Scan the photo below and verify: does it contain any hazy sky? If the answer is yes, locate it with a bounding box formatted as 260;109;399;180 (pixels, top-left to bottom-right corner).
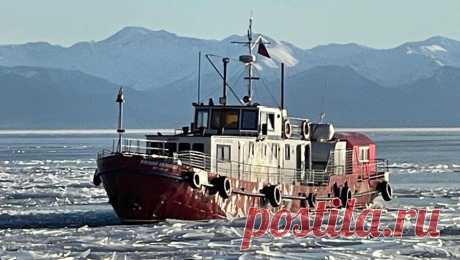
1;0;460;49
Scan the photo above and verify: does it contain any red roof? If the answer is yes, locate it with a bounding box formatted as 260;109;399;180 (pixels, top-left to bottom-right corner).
334;132;375;146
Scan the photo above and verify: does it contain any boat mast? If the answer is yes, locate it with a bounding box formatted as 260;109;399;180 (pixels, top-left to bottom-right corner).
233;16;259;105
247;17;254;101
197;51;201;103
116;87;125;153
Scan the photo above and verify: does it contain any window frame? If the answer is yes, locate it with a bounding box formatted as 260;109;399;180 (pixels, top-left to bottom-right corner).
192;143;205;153
178;143;191;152
241;109;258;130
284;144;290;160
216;144;231;161
267;113;275;131
195;109;209;128
358;146;370;163
211;109;240;130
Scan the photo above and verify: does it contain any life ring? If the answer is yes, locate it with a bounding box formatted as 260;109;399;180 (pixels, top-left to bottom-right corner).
217;176;232;199
283;120;292;139
189;172;202;189
264;184;282;207
340;186;352;206
307;193;316;208
378;181;392;201
93;170;101;186
301;120;310;140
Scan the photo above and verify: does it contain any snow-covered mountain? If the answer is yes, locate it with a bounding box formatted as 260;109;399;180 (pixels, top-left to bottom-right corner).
0;27;460;89
0;27;299;90
1;63;460;128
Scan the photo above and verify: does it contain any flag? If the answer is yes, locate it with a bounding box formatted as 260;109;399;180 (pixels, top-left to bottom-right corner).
257;40;270;58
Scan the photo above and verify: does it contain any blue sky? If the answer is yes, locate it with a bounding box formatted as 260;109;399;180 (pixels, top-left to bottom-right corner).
1;0;460;48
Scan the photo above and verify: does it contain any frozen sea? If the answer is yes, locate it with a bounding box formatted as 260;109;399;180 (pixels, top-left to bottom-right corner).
0;128;459;259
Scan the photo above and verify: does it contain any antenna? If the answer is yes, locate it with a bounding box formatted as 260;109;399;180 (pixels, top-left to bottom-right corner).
197;51;201;103
320;79;327;123
232;16;261;104
281;63;285;110
115;87;125;153
247;16;254;102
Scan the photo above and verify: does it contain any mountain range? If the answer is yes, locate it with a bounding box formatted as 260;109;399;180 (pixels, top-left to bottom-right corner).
0;27;459;128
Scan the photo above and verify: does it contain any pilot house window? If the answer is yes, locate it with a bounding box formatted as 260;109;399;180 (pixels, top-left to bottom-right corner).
196;110;209;128
211;110;239;129
241;110;258;130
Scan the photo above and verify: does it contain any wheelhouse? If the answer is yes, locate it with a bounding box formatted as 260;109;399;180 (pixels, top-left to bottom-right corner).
192;103;285;138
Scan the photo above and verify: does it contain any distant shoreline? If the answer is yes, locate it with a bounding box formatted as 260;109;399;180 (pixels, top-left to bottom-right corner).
0;128;459;135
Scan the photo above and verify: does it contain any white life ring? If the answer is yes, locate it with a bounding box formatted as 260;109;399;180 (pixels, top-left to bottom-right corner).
283;120;292;139
301;120;310;140
189;172;202;189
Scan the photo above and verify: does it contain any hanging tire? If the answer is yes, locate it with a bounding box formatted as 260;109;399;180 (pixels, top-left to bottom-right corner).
307;193;316;208
378;181;393;201
340;186;352;206
264;185;282;207
93;170;101;186
283;120;292;139
189;172;202;189
217;176;232;199
301;120;310;140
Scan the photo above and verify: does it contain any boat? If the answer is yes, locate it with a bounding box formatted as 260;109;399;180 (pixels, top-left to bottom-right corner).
93;18;393;222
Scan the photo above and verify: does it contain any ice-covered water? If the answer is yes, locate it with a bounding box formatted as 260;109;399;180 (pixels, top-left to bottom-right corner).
0;129;459;259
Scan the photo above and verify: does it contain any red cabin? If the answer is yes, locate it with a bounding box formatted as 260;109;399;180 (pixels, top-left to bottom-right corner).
335;132;376;179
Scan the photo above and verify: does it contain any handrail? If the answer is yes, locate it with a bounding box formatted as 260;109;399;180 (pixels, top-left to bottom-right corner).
98;138;389;184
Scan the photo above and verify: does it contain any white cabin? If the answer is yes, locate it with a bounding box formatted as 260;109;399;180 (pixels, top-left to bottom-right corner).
142;103;345;185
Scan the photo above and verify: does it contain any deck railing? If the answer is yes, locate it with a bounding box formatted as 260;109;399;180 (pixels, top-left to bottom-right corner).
98;138;389;185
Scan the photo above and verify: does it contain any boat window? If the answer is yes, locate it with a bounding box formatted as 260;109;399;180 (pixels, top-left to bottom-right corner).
192;143;204;153
149;142;163;155
267;113;275;131
250;142;255;157
217;145;231;161
272;144;278;160
178;143;191;151
241;110;258;130
165;143;177;157
211;109;239;129
285;144;290;160
359;146;370;163
196;109;209;128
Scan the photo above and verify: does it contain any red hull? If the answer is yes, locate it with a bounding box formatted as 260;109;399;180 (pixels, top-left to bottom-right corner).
97;153;385;222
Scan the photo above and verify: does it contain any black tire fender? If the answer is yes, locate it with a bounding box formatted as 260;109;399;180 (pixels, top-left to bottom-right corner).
217;176;232;199
264;184;282;207
378;181;393;201
93;170;101;186
340;186;352;206
307;193;316;208
301;120;310;140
